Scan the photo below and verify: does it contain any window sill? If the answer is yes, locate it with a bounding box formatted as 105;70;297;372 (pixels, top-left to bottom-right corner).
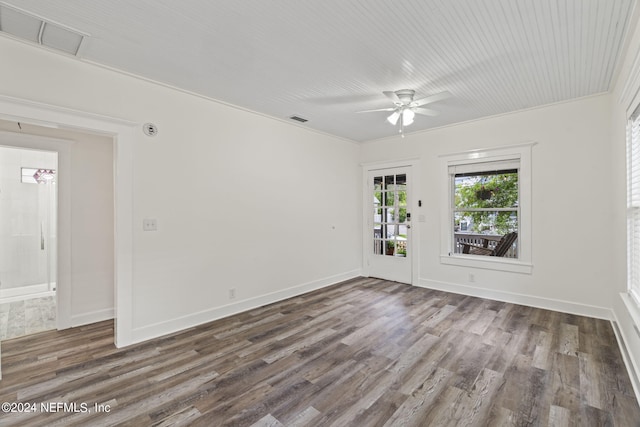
440;254;533;274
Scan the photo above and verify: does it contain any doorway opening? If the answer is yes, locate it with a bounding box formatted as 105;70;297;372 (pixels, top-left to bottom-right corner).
0;94;135;348
0;146;58;339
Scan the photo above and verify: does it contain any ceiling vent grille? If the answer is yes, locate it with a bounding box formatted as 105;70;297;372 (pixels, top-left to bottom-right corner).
0;2;88;56
289;115;308;123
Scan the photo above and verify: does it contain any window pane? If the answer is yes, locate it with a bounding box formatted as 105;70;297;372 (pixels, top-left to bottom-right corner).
373;176;383;191
390;174;407;191
385;240;395;256
454;210;517;235
388;207;396;222
453;167;519;259
374;239;384;255
385;191;396;206
454;170;518;210
374;207;383;223
398;190;407;206
399;207;407;224
396;239;407;257
378;207;387;224
454;211;518;258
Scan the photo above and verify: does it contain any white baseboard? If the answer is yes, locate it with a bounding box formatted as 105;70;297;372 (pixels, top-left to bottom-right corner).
71;307;114;327
417;278;613;320
130;269;362;345
610;315;640;405
612;293;640;403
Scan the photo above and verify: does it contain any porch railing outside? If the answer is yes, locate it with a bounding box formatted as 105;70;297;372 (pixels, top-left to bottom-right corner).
453;232;518;258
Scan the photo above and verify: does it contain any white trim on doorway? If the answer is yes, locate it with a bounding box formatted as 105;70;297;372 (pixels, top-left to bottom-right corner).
0;94;136;348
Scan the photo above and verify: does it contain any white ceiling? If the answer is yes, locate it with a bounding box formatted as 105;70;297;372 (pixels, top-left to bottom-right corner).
1;0;637;142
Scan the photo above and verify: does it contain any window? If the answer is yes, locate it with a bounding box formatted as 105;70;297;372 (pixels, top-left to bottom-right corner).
440;144;534;273
21;167;56;184
452;162;519;258
627;105;640;306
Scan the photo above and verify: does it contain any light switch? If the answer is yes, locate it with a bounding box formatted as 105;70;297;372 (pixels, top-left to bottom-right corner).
143;218;157;231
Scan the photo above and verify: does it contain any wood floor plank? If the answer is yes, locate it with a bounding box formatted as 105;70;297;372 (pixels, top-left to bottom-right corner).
0;277;638;426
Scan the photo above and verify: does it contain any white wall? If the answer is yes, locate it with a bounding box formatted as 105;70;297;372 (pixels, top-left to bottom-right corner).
0;36;361;343
361;94;614;317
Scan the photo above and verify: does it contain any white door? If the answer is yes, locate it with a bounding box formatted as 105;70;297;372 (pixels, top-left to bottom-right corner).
366;166;412;283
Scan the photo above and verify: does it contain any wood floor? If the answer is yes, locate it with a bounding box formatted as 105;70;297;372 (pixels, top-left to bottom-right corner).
0;277;638;426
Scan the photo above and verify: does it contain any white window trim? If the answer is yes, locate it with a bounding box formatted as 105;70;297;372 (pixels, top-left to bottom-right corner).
627;99;640;311
439;143;535;274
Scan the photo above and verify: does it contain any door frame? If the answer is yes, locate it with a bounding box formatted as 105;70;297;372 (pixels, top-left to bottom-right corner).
361;158;420;285
0;94;136;347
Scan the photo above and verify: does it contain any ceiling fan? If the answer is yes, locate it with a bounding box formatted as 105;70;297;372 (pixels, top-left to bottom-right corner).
358;89;451;136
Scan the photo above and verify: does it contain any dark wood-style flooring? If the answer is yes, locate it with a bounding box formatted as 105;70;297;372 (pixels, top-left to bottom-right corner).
0;277;638;426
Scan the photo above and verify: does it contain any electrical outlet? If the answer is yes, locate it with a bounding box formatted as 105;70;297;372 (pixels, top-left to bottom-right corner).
143;218;157;231
229;288;236;300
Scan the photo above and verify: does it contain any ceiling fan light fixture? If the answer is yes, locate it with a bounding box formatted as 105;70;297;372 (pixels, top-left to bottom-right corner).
361;89;450;137
402;109;415;126
387;111;400;125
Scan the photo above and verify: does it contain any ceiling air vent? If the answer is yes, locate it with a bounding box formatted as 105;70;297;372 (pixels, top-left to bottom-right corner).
0;2;88;56
289;115;308;123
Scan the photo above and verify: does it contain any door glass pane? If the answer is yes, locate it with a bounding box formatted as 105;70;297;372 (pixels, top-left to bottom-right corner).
399;207;407;224
385;191;396;206
374;239;384;255
373;176;383;191
398;190;407;206
391;208;398;224
396;239;407;257
386;240;395;255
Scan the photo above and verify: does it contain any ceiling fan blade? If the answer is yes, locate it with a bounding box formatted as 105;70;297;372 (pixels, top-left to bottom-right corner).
356;107;397;113
413;107;440;117
383;91;402;105
411;91;452;107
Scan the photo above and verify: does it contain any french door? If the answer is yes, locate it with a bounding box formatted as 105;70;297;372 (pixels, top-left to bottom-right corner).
366;166;412;284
